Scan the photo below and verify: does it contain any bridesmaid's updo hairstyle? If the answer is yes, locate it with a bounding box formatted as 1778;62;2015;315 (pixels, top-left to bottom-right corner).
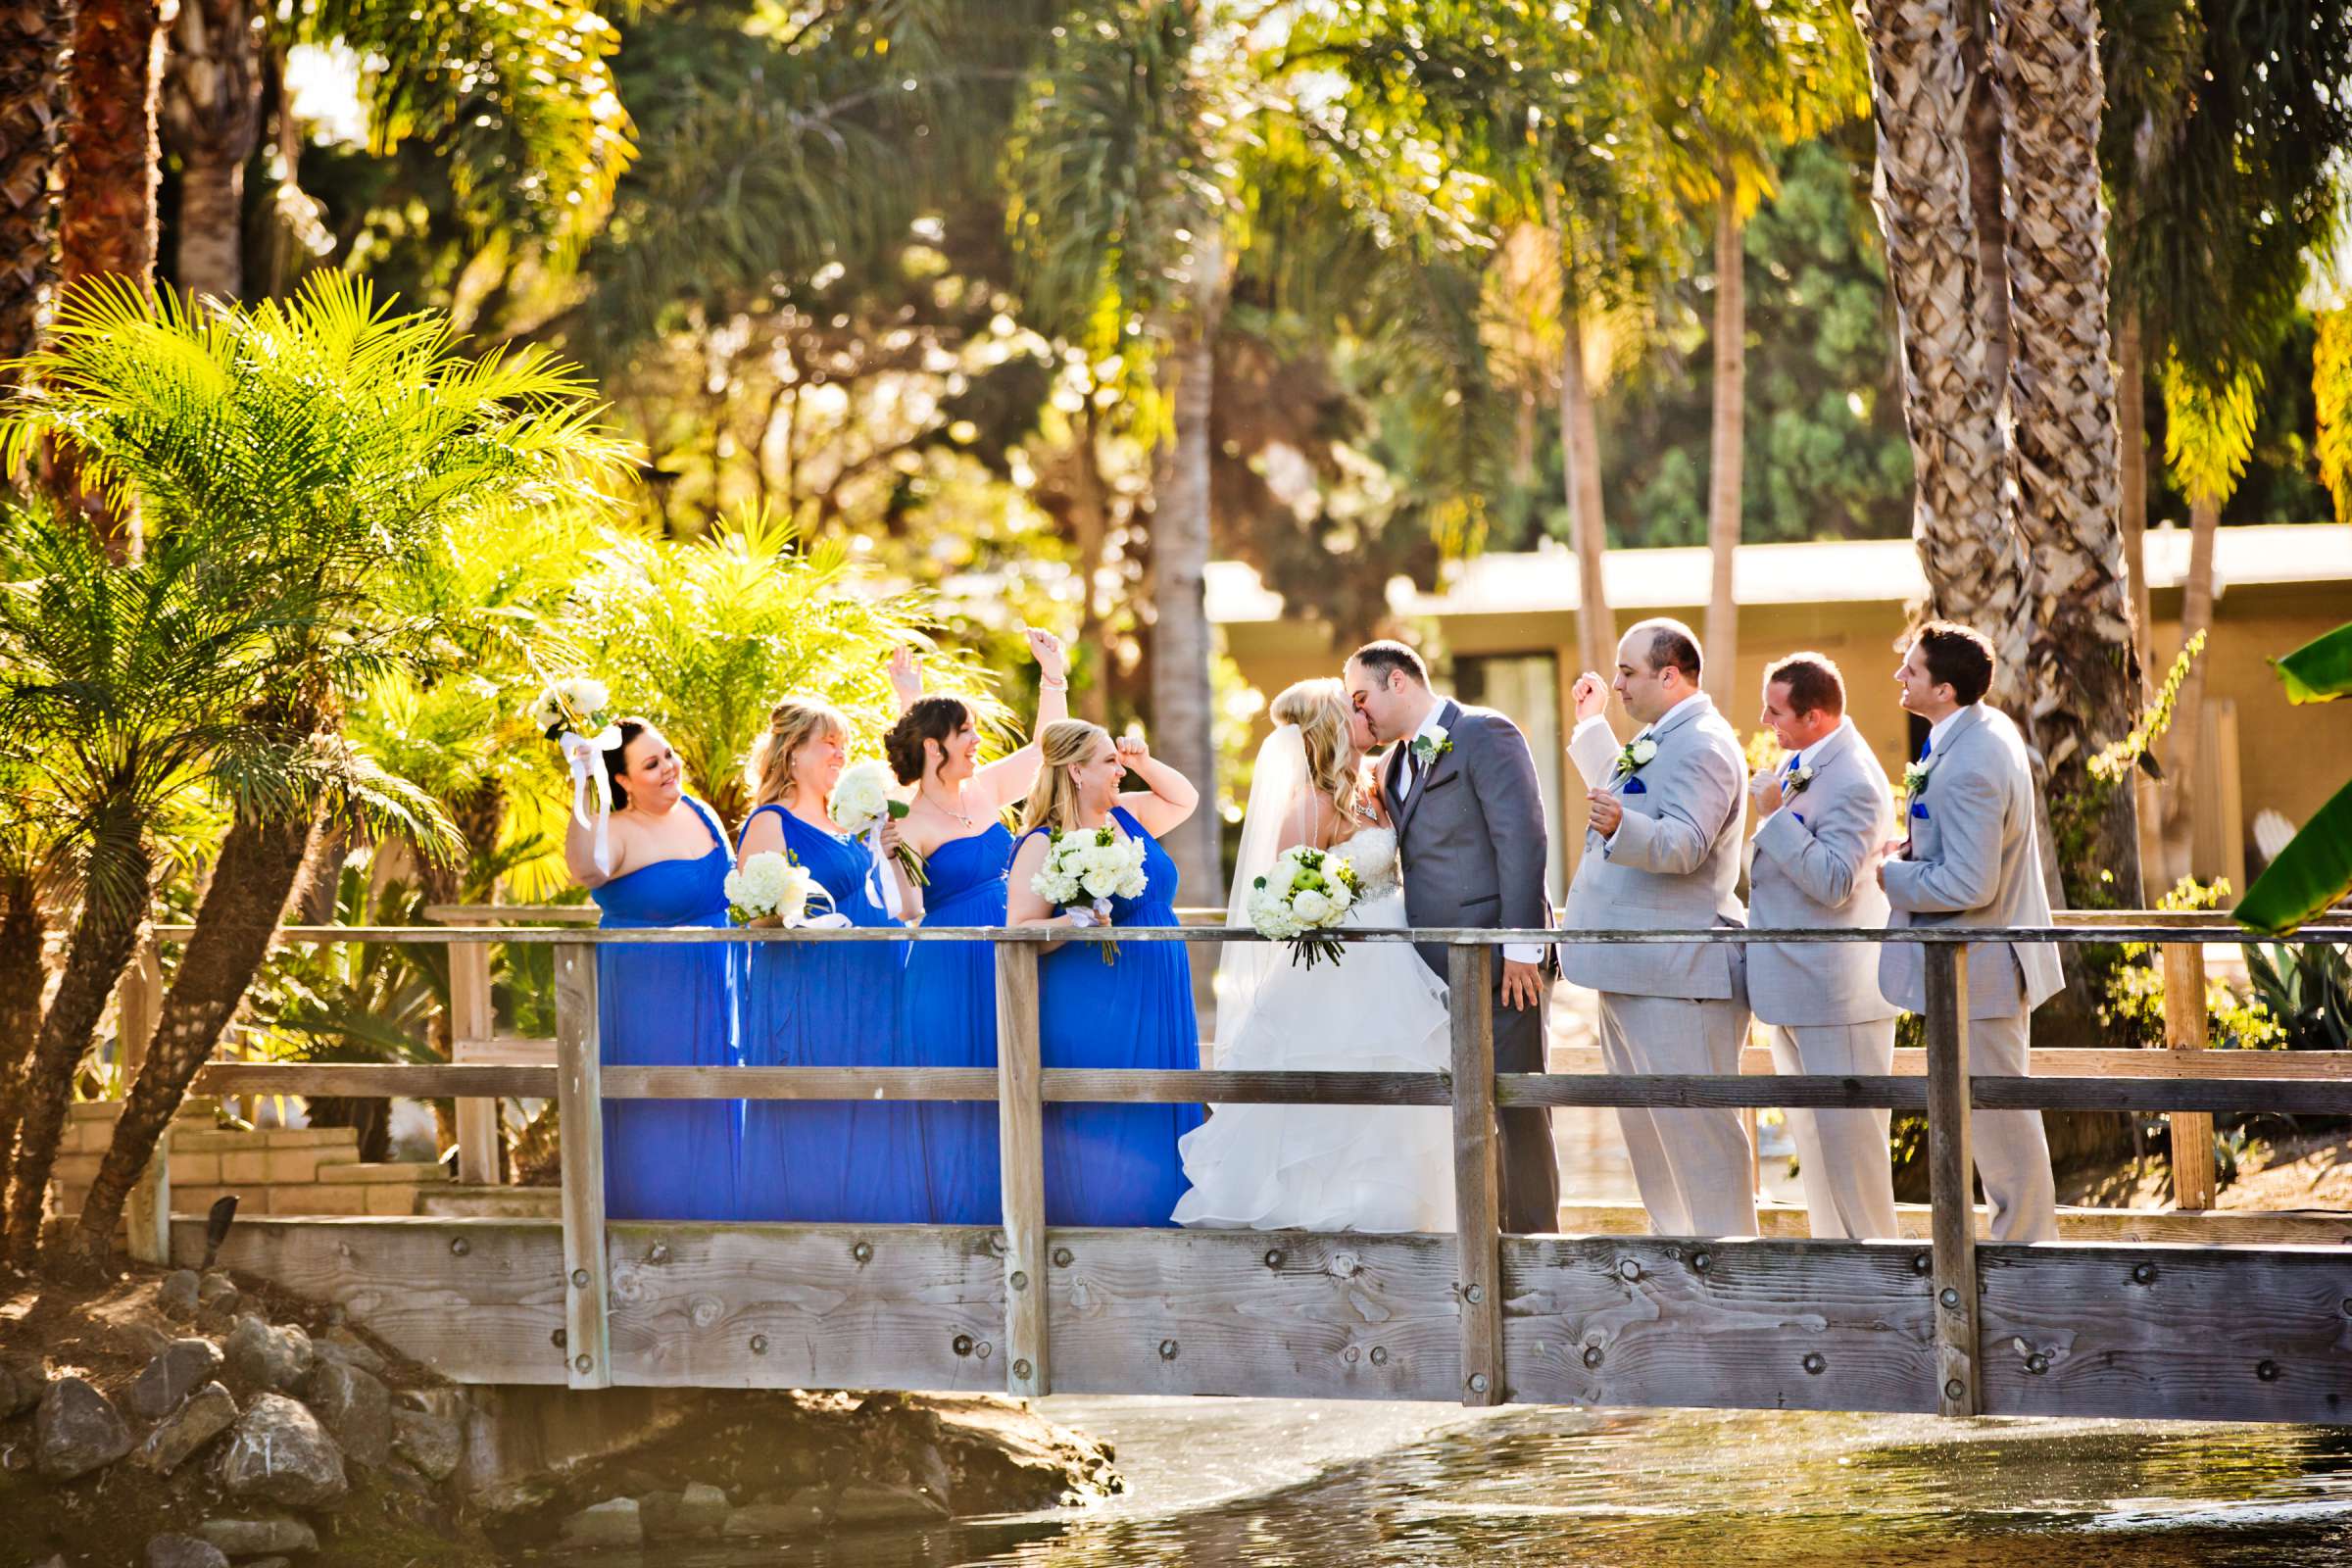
886;696;971;785
1019;719;1107;835
1269;678;1360;824
599;717;654;809
749;697;848;808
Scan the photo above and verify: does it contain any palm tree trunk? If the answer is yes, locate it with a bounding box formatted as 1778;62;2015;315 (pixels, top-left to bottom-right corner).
2157;496;2217;884
2116;303;2167;880
0;0;70;381
1702;168;1744;710
0;871;48;1209
1989;0;2142;911
1559;305;1614;678
67;806;317;1267
1;843;150;1264
162;0;263;307
1150;240;1225;903
1958;18;2009;410
1073;400;1112;727
1857;0;2035;722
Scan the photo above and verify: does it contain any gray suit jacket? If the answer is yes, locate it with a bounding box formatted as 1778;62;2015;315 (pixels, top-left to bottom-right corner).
1878;704;2065;1020
1383;699;1552;980
1746;718;1897;1026
1556;694;1748;1002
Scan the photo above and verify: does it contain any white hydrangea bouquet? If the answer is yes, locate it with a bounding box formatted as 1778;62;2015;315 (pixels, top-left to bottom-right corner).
723;850;836;929
831;759;925;916
527;674;622;873
1031;825;1150;963
1248;845;1365;969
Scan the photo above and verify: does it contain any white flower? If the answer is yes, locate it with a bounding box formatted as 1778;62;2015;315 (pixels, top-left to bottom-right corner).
727;850;820;924
831;760;895;835
1631;738;1658;765
529;674;613;739
1293;889;1333;925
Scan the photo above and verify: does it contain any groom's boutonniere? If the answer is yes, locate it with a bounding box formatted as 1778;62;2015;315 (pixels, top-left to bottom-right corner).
1614;737;1659;779
1901;753;1936;799
1409;726;1453;767
1787;763;1817;795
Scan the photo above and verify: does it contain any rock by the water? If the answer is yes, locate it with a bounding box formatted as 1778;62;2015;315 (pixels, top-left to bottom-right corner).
136;1382;238;1474
833;1480;950;1525
223;1317;313;1393
316;1327;387;1377
129;1337;225;1420
721;1494;828;1539
217;1394;347;1507
198;1271;238;1306
194;1516;318;1557
158;1270;202;1321
390;1406;463;1482
145;1535;229;1568
637;1491;681;1538
35;1375;132;1480
123;1321;173;1357
674;1482;729;1540
559;1496;643;1548
301;1356;391;1468
0;1355;44;1418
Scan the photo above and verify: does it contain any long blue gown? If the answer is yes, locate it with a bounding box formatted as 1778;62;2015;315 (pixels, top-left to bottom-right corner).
737;806;927;1222
592;797;740;1222
906;822;1014;1224
1016;806;1202;1226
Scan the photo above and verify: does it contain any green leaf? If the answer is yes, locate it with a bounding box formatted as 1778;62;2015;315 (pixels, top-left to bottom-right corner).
2234;777;2352;935
2271;622;2352;705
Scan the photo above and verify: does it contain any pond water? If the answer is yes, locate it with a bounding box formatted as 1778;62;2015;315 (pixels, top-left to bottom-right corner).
526;1399;2352;1567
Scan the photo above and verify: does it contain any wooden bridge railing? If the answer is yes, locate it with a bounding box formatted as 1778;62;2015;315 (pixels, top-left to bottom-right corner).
156;917;2352;1424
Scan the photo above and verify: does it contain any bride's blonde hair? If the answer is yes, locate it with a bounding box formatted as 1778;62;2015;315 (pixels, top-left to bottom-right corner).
1268;678;1360;824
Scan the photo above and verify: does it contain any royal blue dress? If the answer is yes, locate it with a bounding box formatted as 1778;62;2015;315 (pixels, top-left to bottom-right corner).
592;797;740;1222
1017;806;1202;1226
737;806;926;1222
907;822;1014;1224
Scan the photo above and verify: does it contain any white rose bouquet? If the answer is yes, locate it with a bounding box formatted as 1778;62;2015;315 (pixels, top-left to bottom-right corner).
831;759;926;905
528;675;612;741
1247;844;1364;969
1032;825;1150;963
527;673;623;874
723;850;835;929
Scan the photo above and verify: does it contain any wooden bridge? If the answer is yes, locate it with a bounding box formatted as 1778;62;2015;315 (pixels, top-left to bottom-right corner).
138;916;2352;1427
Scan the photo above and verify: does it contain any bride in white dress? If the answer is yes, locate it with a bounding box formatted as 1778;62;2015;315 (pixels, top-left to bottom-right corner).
1171;677;1455;1233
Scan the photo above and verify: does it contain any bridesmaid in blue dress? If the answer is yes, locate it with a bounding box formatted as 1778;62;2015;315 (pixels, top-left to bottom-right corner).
564;719;739;1222
736;698;928;1222
885;629;1070;1224
1005;720;1203;1226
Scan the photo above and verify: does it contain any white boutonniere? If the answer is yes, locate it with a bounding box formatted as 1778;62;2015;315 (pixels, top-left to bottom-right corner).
1409;727;1453;766
1615;737;1659;778
1901;753;1937;798
1788;763;1817;795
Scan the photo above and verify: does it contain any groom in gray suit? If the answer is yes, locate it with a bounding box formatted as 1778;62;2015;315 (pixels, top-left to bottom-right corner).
1559;618;1758;1238
1878;621;2061;1243
1747;652;1899;1239
1344;639;1559;1234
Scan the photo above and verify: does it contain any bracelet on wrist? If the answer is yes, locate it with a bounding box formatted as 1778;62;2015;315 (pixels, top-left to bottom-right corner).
1040;676;1068;691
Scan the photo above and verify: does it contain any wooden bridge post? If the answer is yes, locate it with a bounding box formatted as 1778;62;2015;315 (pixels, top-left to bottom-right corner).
2161;942;2218;1209
450;934;499;1185
1448;943;1503;1408
554;941;612;1391
1922;942;1979;1417
995;939;1049;1398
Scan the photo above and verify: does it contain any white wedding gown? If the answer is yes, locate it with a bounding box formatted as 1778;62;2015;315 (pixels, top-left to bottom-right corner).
1170;825;1457;1233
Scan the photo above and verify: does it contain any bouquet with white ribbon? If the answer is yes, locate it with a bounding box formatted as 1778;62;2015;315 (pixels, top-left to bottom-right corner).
723;850;845;929
1247;844;1363;969
1032;825;1149;963
831;759;923;918
529;676;621;875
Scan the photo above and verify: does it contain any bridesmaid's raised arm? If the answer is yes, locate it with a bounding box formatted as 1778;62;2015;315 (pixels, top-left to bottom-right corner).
564;808;625;889
970;628;1071;814
1112;734;1198;839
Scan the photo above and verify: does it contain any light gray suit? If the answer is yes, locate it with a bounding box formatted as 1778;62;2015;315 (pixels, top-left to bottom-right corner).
1383;698;1559;1234
1747;717;1899;1239
1557;694;1757;1238
1879;702;2060;1242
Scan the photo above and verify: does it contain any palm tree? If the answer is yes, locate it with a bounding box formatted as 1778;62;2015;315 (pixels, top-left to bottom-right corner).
1852;0;2034;716
0;0;68;375
1;273;628;1267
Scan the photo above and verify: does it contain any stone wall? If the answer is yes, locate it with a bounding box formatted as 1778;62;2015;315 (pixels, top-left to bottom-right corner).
55;1100;452;1219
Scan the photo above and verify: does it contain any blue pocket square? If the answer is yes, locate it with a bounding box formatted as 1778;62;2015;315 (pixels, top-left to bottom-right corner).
1622;777;1647;795
1910;800;1930;819
1791;811;1805;825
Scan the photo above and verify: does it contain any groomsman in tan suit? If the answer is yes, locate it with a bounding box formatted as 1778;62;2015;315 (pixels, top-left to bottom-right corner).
1560;618;1757;1238
1746;653;1899;1239
1878;621;2062;1243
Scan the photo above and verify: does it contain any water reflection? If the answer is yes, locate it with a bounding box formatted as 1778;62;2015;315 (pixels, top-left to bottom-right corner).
527;1406;2352;1567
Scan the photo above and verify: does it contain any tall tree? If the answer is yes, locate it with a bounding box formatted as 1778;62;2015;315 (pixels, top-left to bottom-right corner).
0;0;69;376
